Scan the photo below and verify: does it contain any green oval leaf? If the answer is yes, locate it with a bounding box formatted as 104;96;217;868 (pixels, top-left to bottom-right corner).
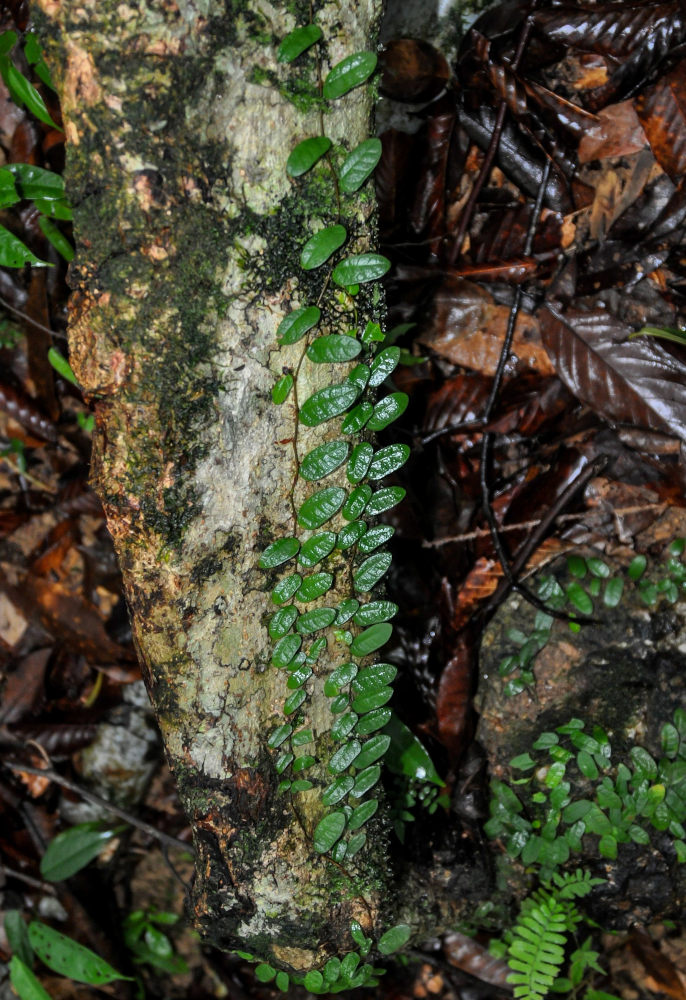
603;578;624;607
346;831;366;857
354;601;398;626
277;305;321;345
353;552;392;592
367;392;409;431
337;520;367;550
304;970;325;991
358;524;395;553
368;347;401;387
10;957;52;1000
378;924;411;955
347;442;373;483
284;688;307;715
347;363;370;392
277;23;323;63
271;573;302;604
352;663;398;694
566;582;593;615
365;486;406;516
296;607;337;634
342;401;373;433
329;739;362;773
297;486;347;529
268;723;293;748
356;707;392;734
339;138;382;193
351;764;381;798
348;798;378;830
354;734;390;769
323;51;378;100
299;531;337;567
259;537;300;570
272;633;302;667
28;922;131;985
300;440;349;481
272;373;293;404
307;334;362;363
299;381;360;426
332;711;359;740
343;484;372;521
350;622;393;657
332;253;390;287
297;572;333;601
368;443;410;479
301;224;347;270
268;605;299;639
2;61;60;129
313;811;346;853
287;135;332;177
324;661;358;696
255;963;277;983
352;685;393;714
335;599;360;624
322;775;355;805
39;823;121;882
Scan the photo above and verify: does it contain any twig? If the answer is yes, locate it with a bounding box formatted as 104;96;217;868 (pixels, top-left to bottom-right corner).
1;862;56;893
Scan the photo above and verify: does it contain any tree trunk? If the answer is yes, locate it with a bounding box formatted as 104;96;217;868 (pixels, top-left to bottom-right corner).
34;0;487;973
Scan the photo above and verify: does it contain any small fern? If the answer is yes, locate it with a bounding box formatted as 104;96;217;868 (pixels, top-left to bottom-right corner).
507;870;603;1000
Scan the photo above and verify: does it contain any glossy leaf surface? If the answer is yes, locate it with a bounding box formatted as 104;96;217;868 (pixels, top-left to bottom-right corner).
277;24;323;63
296;607;337;634
339;138;383;193
353;552;392;592
365;486;406;516
332;253;391;287
287;136;332;177
28;922;131;985
259;537;300;569
299;531;336;566
299;382;360;426
300;224;347;270
307;334;362;363
313;811;346;853
367;392;409;431
336;520;367;550
350;622;393;657
323;51;378;100
358;525;395;553
368;443;410;479
368;346;401;387
271;573;302;604
296;572;333;601
354;601;398;625
300;440;349;481
347;442;373;483
343;484;372;521
277;305;321;345
297;486;347;529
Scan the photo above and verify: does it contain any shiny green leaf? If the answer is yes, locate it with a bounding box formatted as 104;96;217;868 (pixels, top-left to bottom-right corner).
296;607;336;634
38;216;73;262
332;253;390;287
355;707;392;734
292;728;313;747
329;739;362;773
354;734;390;769
300;441;349;481
347;442;373;483
347;363;370;393
299;381;360;426
0;58;60;129
291;779;313;793
10;957;51;1000
5;911;32;967
272;374;293;404
368;443;410;479
346;832;366;857
365;486;406;516
268;723;293;748
566;582;593;614
336;520;367;550
354;601;398;626
322;775;354;805
350;622;392;657
287;135;332;177
40;822;122;882
343;484;372;520
324;661;358;696
358;524;395;553
628;555;647;580
296;572;333;601
276;751;294;773
348;798;378;830
332;712;358;740
283;688;307;715
272;633;302;667
28;922;132;985
301;224;347;270
368;347;401;387
299;531;336;567
277;23;323;63
351;686;393;714
277;305;321;345
342;401;373;433
271;573;302;604
307;334;361;364
353;551;392;592
378;924;411;955
603;578;624;607
367;392;409;431
323;51;377;100
297;486;347;529
352;663;398;695
351;764;381;797
292;754;315;772
630;746;658;780
304;970;325;991
384;712;444;785
335;599;360;624
339;138;382;193
0;223;47;267
268;606;298;639
286;662;313;689
259;537;300;570
255;964;277;982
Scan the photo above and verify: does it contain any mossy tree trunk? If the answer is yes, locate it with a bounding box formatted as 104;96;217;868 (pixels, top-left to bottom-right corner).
35;0;486;973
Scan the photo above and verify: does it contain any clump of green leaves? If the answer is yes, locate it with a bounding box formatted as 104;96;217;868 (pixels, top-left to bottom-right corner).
486;711;686;875
123;909;188;976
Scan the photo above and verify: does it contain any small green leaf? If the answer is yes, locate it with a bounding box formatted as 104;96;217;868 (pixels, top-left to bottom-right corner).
28;922;132;985
313;811;347;852
347;363;370;393
40;822;122;882
587;557;611;578
510;753;536;770
342;401;373;433
567;555;587;578
298;486;347;529
566;582;593;615
335;599;360;624
354;601;398;626
277;305;321;345
275;970;291;991
343;484;372;520
384;712;444;784
255;963;277;982
272;373;293;404
368;347;401;387
0;57;60;129
304;970;325;991
38;216;73;261
562;800;593;823
628;555;647;580
348;798;379;830
598;834;617;859
603;578;624;607
292;754;315;772
299;531;336;567
322;775;355;805
283;688;307;715
5;911;33;967
9;957;52;1000
356;707;392;734
350;622;393;657
347;442;373;483
277;23;323;62
358;525;395;553
268;723;293;748
351;764;381;797
287;135;332;177
306;335;364;369
271;573;302;604
324;661;358;696
354;734;390;769
272;633;302;668
351;686;393;714
296;607;336;634
260;537;300;570
368;443;410;479
300;440;349;481
337;520;367;550
297;572;333;601
332;712;359;740
365;486;406;516
367;392;409;431
378;924;411;955
324;957;341;982
577;750;599;779
329;739;362;773
301;224;347;270
353;552;392;592
299;381;360;426
332;253;390;287
323;51;377;100
276;750;294;773
661;722;680;758
48;347;79;386
630;746;658;781
339;137;382;192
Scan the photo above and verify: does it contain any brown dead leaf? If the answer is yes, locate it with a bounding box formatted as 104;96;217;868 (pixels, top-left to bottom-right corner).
578;100;648;163
444;931;512;989
628;929;686;1000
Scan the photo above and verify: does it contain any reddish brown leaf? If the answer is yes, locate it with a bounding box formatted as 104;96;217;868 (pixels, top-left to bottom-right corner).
628;929;686;1000
436;636;474;761
425;373;491;434
0;648;50;725
540;306;686;443
0;378;58;442
380;38;451;103
449;557;503;633
578;100;648;163
635;62;686;182
444;931;512;988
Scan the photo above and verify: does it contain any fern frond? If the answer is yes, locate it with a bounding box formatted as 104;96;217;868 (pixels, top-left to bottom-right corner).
551;868;605;900
507;893;569;1000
